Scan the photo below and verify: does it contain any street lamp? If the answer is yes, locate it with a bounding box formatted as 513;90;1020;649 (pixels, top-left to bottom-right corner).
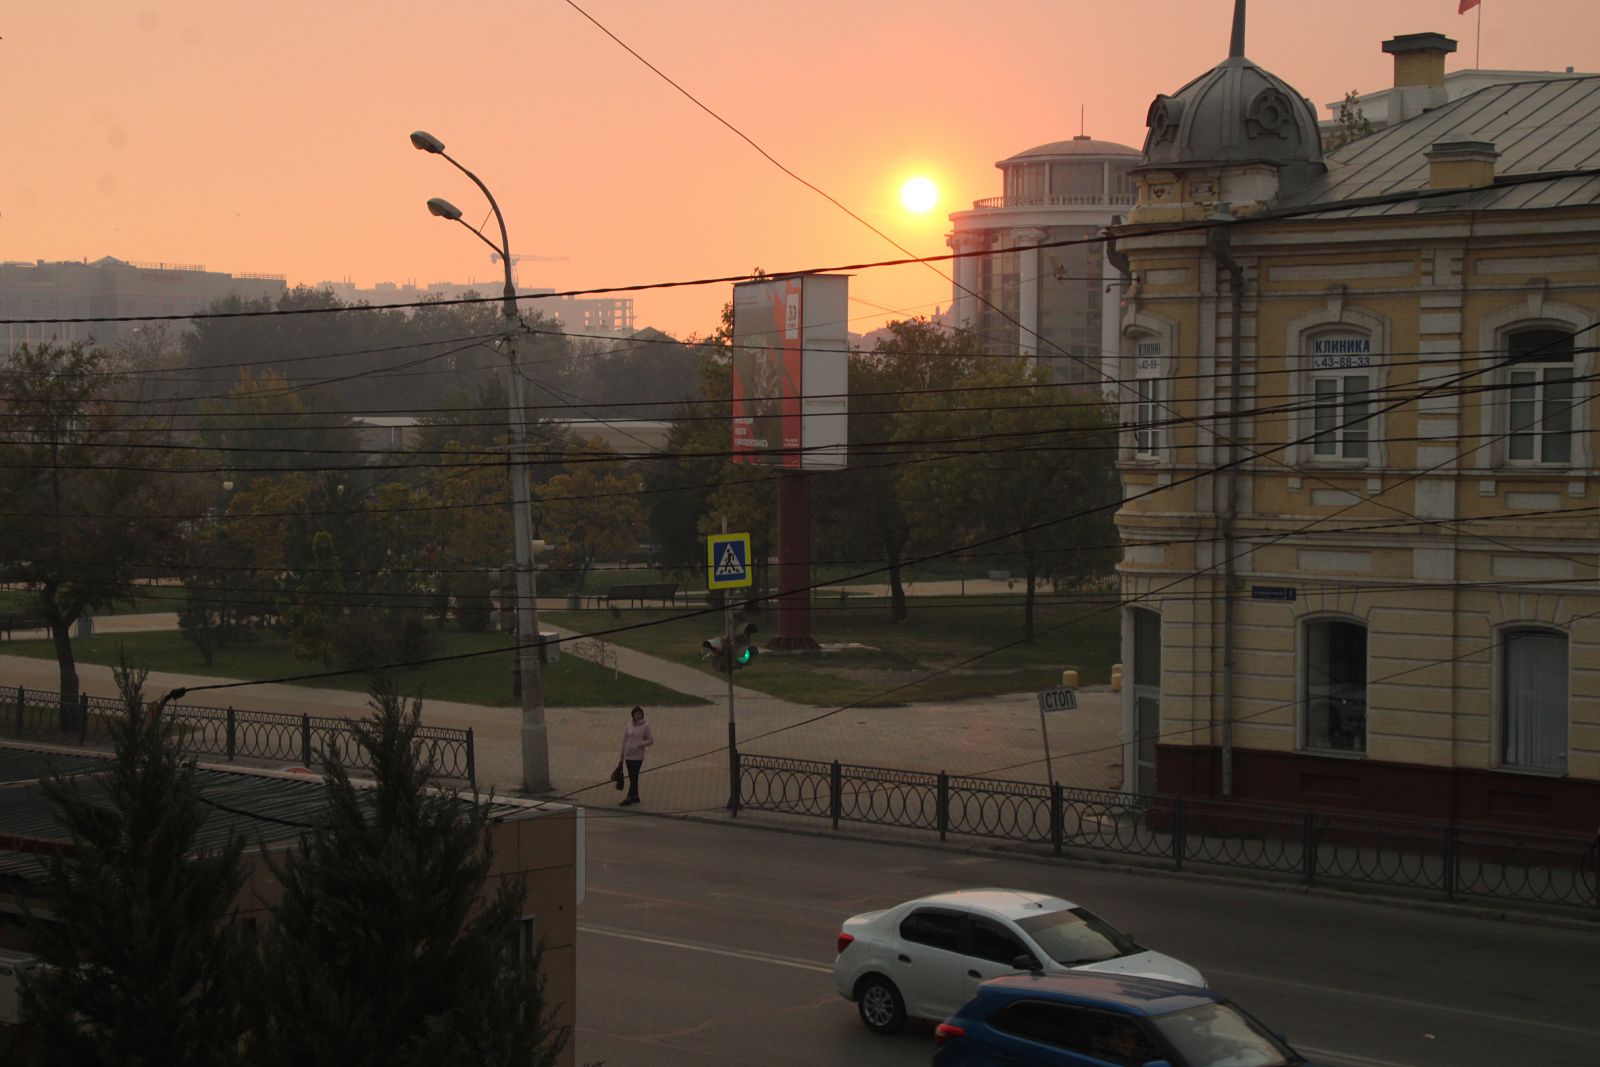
410;128;551;794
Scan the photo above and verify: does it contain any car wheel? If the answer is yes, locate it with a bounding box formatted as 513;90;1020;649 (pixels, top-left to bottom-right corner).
856;975;906;1035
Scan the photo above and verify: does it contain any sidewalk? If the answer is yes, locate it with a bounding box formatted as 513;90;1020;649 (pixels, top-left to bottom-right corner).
0;613;1128;816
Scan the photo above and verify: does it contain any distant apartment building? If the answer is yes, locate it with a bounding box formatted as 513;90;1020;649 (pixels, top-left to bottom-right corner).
1106;19;1600;831
316;278;635;338
946;136;1139;382
0;257;286;353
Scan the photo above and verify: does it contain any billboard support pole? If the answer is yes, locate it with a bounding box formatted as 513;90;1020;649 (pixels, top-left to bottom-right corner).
770;469;819;650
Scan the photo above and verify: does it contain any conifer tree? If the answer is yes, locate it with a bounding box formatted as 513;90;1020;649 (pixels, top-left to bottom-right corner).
15;657;247;1066
242;678;566;1067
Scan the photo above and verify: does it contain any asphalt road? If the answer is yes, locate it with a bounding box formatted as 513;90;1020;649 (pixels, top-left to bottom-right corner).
575;811;1600;1067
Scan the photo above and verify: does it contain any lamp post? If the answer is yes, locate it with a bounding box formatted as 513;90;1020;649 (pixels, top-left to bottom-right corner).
411;129;550;794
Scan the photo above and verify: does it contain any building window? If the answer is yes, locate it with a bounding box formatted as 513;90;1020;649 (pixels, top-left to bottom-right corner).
1304;619;1366;753
1303;332;1377;463
512;915;537;965
1134;379;1162;455
1131;338;1165;458
1506;328;1574;465
1311;373;1370;459
1502;629;1567;772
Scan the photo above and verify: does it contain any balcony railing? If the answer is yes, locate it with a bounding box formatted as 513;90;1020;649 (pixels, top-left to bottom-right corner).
971;193;1137;209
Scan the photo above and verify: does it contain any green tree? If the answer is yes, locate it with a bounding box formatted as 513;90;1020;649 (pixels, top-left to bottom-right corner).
241;681;567;1067
896;359;1118;642
197;367;359;480
15;657;247;1067
1329;90;1373;149
815;318;983;621
0;342;203;703
538;437;646;594
287;530;345;667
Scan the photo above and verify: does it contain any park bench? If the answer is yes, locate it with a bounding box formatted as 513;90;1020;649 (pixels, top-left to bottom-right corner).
602;582;678;608
0;613;47;641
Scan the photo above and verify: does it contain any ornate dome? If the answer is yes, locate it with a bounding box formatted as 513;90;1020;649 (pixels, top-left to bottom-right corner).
1141;56;1323;173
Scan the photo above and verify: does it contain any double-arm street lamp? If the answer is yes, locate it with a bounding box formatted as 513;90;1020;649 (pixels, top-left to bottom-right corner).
410;129;550;794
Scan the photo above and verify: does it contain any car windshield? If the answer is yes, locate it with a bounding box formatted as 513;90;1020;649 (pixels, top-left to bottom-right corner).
1015;906;1140;966
1149;1002;1299;1067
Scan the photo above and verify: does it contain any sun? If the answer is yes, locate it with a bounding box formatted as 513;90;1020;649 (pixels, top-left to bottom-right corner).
900;176;939;214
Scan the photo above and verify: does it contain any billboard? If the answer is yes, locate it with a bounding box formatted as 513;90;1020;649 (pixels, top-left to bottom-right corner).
731;274;847;469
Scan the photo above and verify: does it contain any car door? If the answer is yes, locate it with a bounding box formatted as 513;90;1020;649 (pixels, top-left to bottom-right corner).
982;999;1105;1066
891;908;970;1021
958;916;1037;1002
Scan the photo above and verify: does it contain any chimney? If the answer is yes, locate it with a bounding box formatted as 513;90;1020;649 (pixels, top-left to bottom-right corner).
1383;32;1457;121
1426;141;1499;190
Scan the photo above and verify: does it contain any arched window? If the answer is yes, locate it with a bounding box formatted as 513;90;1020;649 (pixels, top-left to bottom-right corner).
1303;618;1367;753
1501;628;1568;772
1305;330;1375;463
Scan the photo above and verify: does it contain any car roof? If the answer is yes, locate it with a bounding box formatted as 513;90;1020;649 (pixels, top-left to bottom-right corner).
909;888;1077;919
977;972;1221;1016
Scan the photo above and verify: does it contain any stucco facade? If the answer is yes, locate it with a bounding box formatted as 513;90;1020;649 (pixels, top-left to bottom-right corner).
1107;21;1600;831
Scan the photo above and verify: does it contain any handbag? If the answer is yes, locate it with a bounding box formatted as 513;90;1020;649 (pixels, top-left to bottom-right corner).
612;761;625;790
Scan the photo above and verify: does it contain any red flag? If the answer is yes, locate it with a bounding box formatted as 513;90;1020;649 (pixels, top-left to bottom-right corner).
1459;0;1480;12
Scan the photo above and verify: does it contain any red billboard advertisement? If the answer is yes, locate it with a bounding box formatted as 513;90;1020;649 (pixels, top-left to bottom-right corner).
732;277;804;467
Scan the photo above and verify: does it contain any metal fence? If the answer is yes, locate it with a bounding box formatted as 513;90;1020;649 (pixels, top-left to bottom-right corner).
736;754;1600;915
6;686;476;790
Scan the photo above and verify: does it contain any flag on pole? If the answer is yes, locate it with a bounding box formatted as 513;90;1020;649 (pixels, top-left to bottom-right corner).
1459;0;1481;13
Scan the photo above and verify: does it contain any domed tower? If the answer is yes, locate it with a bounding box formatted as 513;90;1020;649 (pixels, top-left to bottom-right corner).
946;134;1139;379
1130;0;1324;222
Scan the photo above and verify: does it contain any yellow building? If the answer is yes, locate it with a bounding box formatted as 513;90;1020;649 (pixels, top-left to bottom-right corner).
1108;15;1599;831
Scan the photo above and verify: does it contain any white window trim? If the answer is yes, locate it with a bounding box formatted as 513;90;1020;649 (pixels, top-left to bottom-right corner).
1285;304;1390;469
1297;612;1370;758
1493;623;1570;777
1479;300;1596;471
1120;313;1177;464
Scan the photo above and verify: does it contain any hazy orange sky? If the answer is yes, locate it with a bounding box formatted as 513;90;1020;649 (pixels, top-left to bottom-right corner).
7;1;1598;340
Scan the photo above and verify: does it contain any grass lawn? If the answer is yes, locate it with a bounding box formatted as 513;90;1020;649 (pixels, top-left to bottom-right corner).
0;588;177;617
0;627;708;709
545;593;1120;707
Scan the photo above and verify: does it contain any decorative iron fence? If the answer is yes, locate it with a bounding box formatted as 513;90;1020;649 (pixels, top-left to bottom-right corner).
737;754;1600;914
6;686;475;790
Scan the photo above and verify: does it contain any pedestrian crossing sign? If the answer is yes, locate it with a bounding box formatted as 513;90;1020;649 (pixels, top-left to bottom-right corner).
707;532;753;590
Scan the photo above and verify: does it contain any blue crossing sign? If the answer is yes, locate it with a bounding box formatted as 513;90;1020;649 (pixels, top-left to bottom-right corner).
707;532;753;590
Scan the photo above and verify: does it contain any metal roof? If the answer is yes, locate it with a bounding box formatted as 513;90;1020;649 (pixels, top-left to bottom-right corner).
1279;76;1600;217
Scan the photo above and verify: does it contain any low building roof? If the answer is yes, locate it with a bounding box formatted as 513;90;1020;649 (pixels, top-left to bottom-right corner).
1278;76;1600;217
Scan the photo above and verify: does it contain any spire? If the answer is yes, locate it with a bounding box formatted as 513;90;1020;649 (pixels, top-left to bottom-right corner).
1229;0;1246;58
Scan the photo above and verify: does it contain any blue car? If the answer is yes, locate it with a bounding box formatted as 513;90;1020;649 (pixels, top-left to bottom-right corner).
932;972;1309;1067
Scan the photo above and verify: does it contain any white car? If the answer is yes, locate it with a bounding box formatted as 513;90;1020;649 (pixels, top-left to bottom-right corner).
833;888;1206;1035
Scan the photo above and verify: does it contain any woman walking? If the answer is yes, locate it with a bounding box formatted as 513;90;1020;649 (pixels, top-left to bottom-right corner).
618;705;654;806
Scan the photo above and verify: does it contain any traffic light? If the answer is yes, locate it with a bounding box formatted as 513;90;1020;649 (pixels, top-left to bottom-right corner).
702;624;759;673
730;623;759;671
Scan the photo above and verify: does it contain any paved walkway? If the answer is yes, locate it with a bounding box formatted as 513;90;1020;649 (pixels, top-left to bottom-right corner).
1;610;1129;816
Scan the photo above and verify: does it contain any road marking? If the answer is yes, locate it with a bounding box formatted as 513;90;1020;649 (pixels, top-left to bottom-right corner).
1297;1046;1421;1067
1210;968;1600;1040
580;924;833;974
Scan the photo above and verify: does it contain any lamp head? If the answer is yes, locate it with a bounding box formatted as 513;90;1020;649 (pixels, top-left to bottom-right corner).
426;197;463;221
410;130;446;154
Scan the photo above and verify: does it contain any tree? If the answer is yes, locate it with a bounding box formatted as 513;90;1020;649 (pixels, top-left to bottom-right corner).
15;657;247;1066
538;437;646;594
814;319;983;622
1329;90;1373;149
896;359;1118;642
286;530;345;667
197;368;359;480
241;680;567;1067
0;342;204;703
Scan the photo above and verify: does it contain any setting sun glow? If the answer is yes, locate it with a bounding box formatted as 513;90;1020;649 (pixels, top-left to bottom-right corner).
900;176;939;214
